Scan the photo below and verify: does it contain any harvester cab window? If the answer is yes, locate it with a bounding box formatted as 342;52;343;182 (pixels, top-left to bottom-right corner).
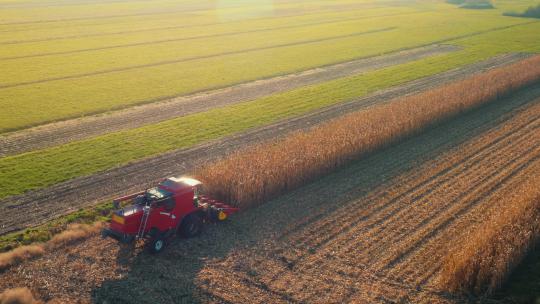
144;187;174;209
145;187;168;199
144;188;175;211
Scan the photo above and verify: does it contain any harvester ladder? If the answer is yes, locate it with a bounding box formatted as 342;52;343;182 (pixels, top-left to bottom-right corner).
137;205;151;239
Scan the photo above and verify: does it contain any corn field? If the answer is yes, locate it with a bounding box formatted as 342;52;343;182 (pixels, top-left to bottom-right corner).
196;55;540;209
439;174;540;295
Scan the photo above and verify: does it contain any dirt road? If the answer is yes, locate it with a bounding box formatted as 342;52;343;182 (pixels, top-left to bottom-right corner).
0;53;533;235
0;85;538;304
0;44;458;157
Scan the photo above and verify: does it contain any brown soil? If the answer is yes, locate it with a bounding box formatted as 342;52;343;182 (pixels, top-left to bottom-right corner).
0;53;533;236
0;44;458;157
0;87;538;304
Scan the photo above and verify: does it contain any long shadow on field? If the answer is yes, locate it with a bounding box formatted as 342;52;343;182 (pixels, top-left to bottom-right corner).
92;84;540;304
492;248;540;303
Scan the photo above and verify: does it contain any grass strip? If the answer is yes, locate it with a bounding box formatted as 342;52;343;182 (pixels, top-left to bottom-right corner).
0;203;112;253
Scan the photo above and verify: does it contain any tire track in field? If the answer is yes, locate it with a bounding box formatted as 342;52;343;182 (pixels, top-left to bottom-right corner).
359;129;540;264
0;27;396;89
382;161;540;303
0;8;329;34
0;18;358;53
363;143;540;283
0;44;460;157
0;10;425;47
378;143;540;266
197;98;540;304
0;53;533;235
0;2;392;31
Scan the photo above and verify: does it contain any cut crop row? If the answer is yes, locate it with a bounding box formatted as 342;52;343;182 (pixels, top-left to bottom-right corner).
439;174;540;295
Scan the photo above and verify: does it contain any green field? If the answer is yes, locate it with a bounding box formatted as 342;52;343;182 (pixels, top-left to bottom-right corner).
0;0;537;131
0;0;540;199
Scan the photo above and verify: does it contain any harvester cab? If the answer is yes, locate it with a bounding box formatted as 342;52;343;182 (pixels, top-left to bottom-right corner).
102;177;239;253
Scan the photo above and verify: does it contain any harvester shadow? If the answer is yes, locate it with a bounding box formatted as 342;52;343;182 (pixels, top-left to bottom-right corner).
92;86;540;304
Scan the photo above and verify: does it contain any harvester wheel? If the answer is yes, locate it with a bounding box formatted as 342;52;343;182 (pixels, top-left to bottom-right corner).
147;236;166;254
180;213;202;238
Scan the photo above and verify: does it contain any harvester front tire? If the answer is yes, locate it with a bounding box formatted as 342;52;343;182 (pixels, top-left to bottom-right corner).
148;236;166;254
180;214;202;238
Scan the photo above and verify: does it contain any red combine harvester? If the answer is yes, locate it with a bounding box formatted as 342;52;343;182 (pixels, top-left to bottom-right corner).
102;177;239;253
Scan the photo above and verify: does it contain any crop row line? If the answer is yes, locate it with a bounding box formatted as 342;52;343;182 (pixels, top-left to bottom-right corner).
0;12;425;60
2;20;535;91
0;0;381;27
439;160;540;295
0;27;396;89
0;9;424;45
280;115;540;268
0;0;288;26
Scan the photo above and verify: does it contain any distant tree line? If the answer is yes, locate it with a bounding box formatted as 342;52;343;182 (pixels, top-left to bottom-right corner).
446;0;494;9
504;4;540;18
